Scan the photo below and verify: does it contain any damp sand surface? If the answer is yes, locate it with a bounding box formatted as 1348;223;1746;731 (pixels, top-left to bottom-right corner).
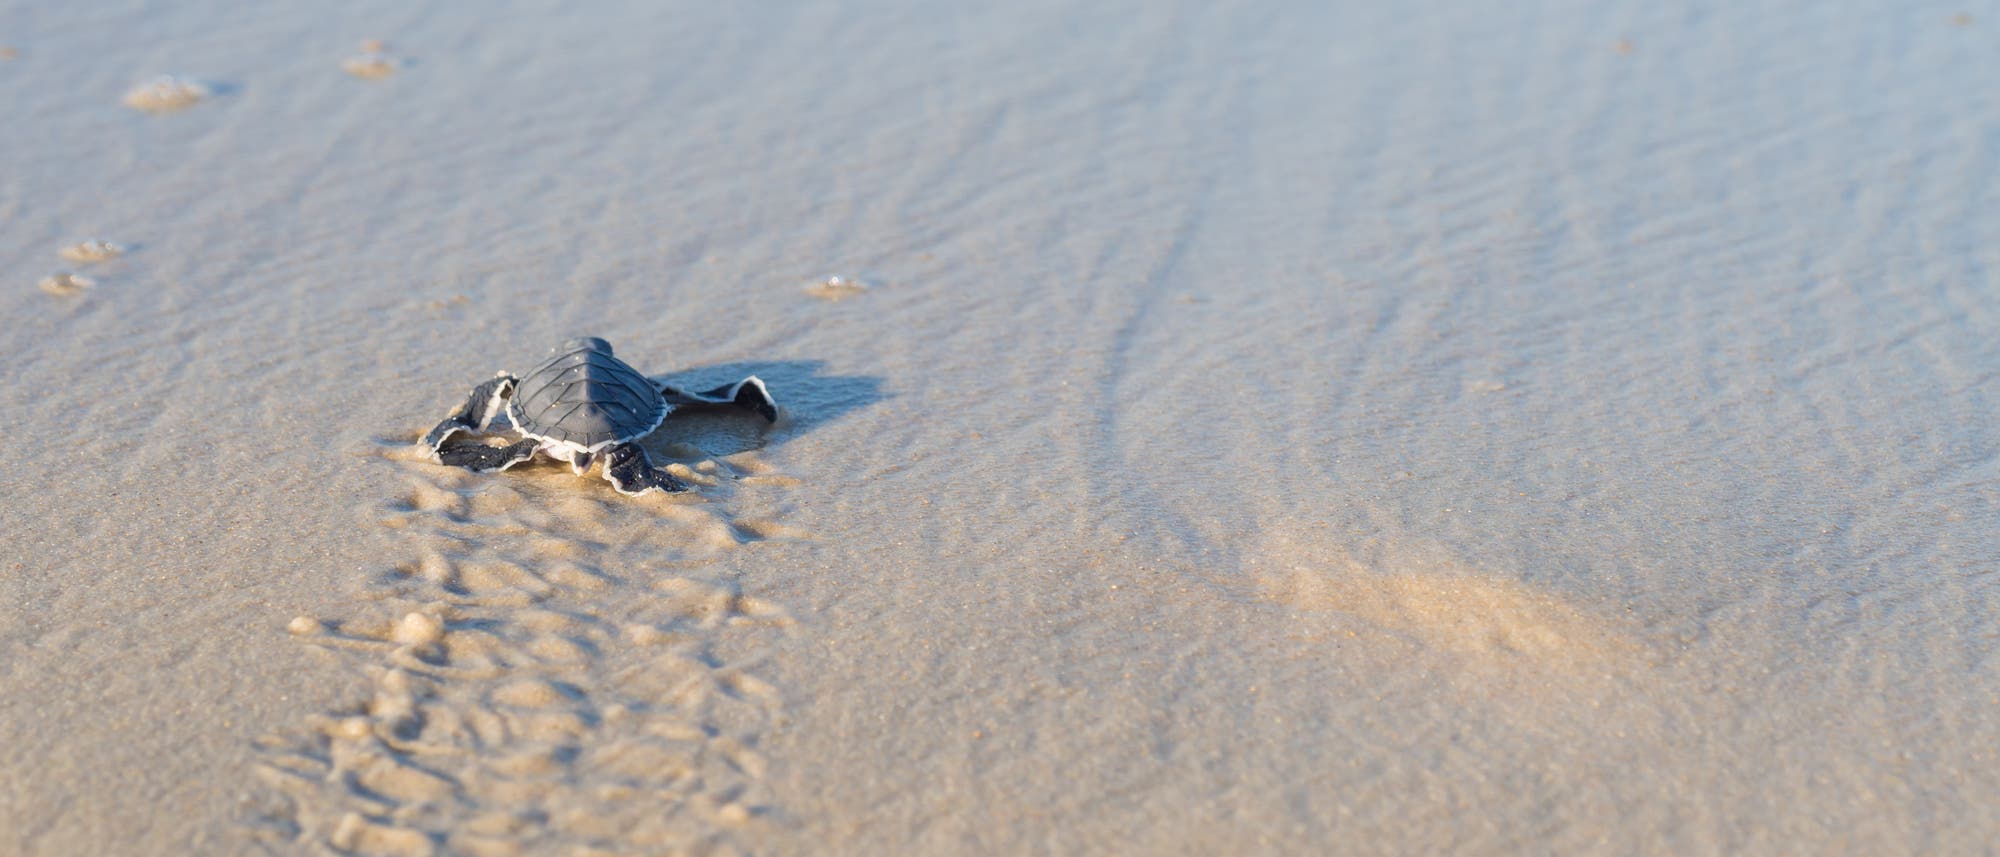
2;1;1997;854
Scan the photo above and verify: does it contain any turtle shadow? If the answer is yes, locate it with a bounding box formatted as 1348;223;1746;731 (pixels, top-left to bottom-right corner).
647;360;885;457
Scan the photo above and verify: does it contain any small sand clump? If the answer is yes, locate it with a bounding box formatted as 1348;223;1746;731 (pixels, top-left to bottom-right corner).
343;40;398;79
807;275;871;300
60;240;125;263
123;75;210;112
393;611;445;646
38;272;93;295
342;53;397;79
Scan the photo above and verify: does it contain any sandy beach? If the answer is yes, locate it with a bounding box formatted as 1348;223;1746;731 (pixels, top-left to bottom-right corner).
2;0;1996;854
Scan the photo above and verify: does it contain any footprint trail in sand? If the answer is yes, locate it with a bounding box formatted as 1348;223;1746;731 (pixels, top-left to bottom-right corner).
246;430;801;857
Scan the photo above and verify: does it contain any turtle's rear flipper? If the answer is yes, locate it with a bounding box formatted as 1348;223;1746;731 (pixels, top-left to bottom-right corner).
423;373;519;454
657;376;777;423
438;438;539;473
603;443;691;495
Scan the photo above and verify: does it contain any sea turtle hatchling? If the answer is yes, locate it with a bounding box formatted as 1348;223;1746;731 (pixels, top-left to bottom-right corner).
422;337;777;495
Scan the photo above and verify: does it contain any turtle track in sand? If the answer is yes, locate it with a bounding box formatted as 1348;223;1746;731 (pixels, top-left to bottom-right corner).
244;435;803;857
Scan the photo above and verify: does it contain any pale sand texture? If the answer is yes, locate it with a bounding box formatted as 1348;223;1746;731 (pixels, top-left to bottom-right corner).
2;0;1997;854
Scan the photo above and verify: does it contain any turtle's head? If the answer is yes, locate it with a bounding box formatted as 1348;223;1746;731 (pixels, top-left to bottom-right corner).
557;336;613;355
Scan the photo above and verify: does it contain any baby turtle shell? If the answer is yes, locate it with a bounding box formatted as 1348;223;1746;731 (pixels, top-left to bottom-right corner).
424;336;776;494
506;337;668;450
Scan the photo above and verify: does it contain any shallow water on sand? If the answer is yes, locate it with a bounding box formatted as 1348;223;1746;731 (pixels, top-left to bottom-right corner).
1;0;1995;853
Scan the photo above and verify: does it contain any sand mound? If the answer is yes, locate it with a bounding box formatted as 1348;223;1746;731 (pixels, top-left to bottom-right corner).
1252;536;1638;671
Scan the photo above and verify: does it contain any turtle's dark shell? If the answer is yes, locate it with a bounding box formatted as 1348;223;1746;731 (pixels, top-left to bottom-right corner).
507;338;668;448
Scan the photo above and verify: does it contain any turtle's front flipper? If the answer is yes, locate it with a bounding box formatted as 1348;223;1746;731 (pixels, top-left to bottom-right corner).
603;443;690;495
657;376;778;423
438;438;540;473
423;373;519;455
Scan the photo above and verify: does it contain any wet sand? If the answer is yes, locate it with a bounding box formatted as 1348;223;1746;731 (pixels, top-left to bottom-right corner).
1;1;1996;854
